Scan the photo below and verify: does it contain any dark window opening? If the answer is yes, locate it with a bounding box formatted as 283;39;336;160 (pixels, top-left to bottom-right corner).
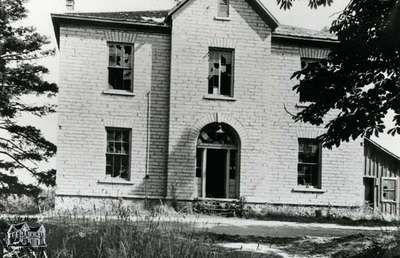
108;44;133;91
299;58;319;103
218;0;229;17
299;81;318;103
106;128;131;180
208;49;234;97
363;177;375;207
298;138;321;188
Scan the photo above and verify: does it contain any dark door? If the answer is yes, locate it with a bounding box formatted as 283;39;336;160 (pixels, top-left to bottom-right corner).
206;149;226;198
363;177;375;207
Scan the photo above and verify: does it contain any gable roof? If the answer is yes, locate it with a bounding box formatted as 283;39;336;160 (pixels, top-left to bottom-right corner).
55;10;169;26
7;223;45;233
365;138;400;163
167;0;279;30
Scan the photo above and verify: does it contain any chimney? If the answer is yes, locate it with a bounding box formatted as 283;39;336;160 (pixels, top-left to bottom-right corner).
66;0;75;11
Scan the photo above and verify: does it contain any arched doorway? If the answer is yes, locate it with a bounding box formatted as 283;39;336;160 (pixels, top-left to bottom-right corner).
196;123;240;199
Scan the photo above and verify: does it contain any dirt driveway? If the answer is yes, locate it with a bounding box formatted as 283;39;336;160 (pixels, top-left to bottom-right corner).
189;216;395;238
186;216;396;257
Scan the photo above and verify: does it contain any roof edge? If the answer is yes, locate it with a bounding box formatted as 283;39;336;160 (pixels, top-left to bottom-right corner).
167;0;190;19
272;33;339;44
246;0;279;30
51;13;171;47
365;138;400;162
51;13;170;28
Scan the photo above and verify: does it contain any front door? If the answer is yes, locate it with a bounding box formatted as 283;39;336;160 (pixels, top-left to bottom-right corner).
206;149;226;198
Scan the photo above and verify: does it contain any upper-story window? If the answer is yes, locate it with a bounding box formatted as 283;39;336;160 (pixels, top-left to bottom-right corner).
208;48;234;97
299;58;319;103
218;0;230;18
108;44;133;92
106;128;131;180
298;138;321;188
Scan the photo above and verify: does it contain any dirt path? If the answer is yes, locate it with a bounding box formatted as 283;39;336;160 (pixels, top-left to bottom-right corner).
190;216;395;238
188;216;395;257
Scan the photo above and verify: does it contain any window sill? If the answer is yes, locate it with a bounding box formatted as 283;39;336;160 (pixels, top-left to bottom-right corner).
102;89;135;96
292;186;326;193
214;16;231;21
97;179;134;185
203;94;236;101
295;104;310;109
382;200;397;204
197;197;239;202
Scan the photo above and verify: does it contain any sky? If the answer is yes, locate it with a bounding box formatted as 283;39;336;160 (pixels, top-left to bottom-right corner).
20;0;400;161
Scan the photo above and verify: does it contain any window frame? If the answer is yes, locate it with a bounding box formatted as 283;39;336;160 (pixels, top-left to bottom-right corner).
217;0;230;18
381;177;397;203
208;47;235;98
107;42;134;92
297;138;322;189
196;148;203;178
105;127;132;181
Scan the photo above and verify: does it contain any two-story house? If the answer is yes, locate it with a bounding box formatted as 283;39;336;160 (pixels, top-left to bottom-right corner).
52;0;400;215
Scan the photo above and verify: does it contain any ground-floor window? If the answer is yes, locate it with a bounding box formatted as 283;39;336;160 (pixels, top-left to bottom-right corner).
106;127;131;180
382;178;397;202
298;138;321;188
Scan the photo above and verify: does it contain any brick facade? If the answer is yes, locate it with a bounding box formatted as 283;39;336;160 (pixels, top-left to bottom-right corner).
54;0;364;210
56;25;171;201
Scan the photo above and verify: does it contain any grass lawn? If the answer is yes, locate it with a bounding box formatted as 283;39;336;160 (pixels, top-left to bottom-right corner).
40;216;282;258
1;212;400;257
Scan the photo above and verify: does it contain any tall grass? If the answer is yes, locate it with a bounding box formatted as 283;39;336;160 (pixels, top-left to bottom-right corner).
41;214;267;258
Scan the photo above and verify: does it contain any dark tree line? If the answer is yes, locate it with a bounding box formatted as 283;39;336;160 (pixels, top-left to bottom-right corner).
0;0;57;196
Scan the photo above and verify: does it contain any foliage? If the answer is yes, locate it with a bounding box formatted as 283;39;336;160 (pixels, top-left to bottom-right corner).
276;0;334;10
292;0;400;148
0;0;57;196
193;197;249;217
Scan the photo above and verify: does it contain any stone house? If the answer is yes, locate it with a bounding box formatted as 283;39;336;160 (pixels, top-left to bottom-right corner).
52;0;400;215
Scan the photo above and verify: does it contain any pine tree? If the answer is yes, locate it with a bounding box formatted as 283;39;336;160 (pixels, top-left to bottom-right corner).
0;0;57;196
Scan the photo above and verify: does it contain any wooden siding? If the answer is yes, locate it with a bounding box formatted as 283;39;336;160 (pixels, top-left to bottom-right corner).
364;139;400;215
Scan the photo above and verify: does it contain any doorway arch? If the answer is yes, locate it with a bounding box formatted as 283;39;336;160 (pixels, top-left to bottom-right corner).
196;123;240;199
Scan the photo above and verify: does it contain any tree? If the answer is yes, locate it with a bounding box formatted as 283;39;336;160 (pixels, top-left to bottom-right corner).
289;0;400;148
276;0;334;10
0;0;57;196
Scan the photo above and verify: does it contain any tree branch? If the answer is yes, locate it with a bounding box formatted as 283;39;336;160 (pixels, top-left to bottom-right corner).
0;151;37;175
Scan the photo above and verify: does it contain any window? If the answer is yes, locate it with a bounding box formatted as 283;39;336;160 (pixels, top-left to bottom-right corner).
108;44;133;91
299;58;319;103
298;138;321;188
208;49;234;97
218;0;229;17
382;178;396;202
106;128;131;180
